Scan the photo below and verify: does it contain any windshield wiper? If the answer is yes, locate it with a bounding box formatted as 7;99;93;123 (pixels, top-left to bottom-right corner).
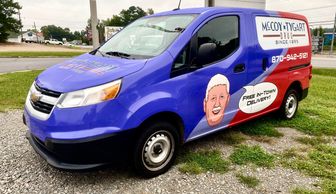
105;51;131;59
96;49;109;57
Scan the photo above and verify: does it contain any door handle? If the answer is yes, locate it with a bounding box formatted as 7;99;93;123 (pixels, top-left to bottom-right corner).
234;63;245;73
262;58;268;71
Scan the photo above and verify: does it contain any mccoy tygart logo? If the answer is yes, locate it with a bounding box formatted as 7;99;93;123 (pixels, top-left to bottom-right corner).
256;16;309;50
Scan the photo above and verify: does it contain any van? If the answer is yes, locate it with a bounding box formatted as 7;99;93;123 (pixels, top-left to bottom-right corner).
24;7;312;177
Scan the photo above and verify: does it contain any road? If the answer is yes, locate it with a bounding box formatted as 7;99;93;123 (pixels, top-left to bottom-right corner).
311;56;336;68
0;58;69;73
0;56;335;74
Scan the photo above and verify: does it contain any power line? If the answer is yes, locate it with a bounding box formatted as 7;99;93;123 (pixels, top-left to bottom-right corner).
22;17;85;24
309;23;334;27
310;20;334;24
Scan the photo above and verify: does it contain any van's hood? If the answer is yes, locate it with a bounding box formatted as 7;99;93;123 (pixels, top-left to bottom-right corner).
35;53;146;93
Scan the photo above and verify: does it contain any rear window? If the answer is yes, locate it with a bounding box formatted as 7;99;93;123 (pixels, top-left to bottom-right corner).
255;16;309;50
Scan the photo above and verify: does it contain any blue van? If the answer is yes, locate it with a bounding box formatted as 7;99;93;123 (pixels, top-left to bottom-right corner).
24;7;312;177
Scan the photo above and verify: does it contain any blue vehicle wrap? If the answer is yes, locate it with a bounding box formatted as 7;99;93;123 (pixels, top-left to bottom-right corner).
24;7;311;149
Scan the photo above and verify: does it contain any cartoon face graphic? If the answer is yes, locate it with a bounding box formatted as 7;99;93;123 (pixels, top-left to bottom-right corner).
204;74;230;127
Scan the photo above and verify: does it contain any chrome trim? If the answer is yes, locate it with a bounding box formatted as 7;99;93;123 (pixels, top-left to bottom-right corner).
25;84;62;121
40;95;58;105
30;85;58;105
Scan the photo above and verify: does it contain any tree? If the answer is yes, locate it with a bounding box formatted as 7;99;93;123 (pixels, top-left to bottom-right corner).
313;26;325;36
40;25;75;41
96;20;105;43
84;6;154;44
120;6;147;26
103;15;123;26
103;6;154;27
73;31;82;40
85;19;105;44
147;8;154;15
0;0;22;42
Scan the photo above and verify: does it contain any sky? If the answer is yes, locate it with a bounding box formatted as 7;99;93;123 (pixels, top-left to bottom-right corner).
17;0;336;32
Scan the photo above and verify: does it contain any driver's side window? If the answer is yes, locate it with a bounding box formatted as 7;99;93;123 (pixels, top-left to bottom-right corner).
195;15;239;66
170;15;239;77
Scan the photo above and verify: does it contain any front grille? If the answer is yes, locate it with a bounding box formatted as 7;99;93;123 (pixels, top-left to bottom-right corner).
35;84;61;98
29;84;61;115
30;100;54;114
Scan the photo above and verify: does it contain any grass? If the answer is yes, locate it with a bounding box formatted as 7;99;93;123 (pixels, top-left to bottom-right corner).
229;145;275;167
296;136;331;146
178;150;230;174
278;69;336;136
0;70;42;112
281;144;336;193
219;131;247;145
0;51;86;58
291;188;317;194
312;68;336;77
281;145;336;180
250;136;274;144
238;119;284;137
236;174;260;188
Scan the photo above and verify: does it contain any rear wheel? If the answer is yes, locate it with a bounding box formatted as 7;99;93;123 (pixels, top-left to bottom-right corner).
279;89;299;119
133;121;179;177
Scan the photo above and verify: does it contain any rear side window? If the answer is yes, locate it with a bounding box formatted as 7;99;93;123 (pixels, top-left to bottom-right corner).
196;16;239;65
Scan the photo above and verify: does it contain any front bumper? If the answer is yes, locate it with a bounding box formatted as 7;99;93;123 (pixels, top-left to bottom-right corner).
24;97;133;142
26;129;135;170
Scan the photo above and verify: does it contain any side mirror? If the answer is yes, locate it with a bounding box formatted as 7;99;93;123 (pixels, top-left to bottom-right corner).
196;43;217;66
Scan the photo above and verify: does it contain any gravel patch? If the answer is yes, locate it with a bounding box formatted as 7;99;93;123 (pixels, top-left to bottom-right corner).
234;165;320;193
245;128;311;154
0;110;322;193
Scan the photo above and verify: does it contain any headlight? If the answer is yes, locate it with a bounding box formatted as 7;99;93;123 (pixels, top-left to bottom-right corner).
57;79;121;108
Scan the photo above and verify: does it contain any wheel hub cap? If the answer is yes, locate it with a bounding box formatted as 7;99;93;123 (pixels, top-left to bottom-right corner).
142;131;174;171
285;94;297;118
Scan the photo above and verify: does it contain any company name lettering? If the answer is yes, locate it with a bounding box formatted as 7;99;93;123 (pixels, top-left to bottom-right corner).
262;21;305;32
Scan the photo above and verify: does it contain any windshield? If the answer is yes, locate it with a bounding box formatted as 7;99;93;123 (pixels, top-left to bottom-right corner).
97;14;198;59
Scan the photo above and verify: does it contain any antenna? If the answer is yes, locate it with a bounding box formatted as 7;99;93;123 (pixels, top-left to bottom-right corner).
178;0;182;9
173;0;182;11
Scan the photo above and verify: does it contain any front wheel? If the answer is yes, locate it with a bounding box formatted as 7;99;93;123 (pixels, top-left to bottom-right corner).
133;121;179;177
279;89;299;119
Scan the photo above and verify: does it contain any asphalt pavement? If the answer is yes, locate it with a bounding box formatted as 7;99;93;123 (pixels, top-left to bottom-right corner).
0;58;69;73
0;56;335;74
311;56;336;68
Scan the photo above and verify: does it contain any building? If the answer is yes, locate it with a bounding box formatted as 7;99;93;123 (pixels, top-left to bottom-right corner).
204;0;266;9
19;31;45;43
323;33;335;46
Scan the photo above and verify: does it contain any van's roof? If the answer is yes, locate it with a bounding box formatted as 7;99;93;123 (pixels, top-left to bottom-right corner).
152;7;272;15
149;7;306;20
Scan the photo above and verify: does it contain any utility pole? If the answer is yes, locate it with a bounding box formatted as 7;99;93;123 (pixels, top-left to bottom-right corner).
330;13;336;55
18;8;23;42
89;0;99;49
34;22;38;43
206;0;214;7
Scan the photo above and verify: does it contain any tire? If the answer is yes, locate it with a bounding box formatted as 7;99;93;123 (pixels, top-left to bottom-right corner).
133;121;179;177
278;89;299;120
